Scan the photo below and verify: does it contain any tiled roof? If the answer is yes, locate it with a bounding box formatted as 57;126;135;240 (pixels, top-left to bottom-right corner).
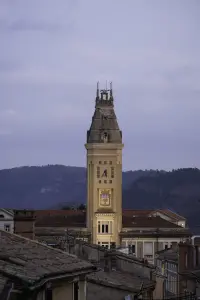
0;230;94;288
87;270;155;293
123;209;152;217
34;209;186;229
122;216;182;228
34;209;185;219
36;213;86;227
123;209;185;221
35;210;85;218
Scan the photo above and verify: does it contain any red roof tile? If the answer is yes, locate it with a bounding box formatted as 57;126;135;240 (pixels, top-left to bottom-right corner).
35;210;85;218
122;216;182;228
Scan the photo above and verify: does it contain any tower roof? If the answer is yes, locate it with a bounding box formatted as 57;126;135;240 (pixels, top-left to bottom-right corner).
87;82;122;144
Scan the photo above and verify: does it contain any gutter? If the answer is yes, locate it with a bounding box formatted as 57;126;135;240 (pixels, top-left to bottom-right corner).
28;266;96;291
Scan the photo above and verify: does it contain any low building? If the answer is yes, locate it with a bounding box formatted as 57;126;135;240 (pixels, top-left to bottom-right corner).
154;246;178;299
0;209;14;233
0;229;95;300
155;239;200;299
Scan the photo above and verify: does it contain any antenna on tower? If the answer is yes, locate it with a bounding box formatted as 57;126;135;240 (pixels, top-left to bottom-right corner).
96;81;99;98
106;80;107;91
110;82;112;94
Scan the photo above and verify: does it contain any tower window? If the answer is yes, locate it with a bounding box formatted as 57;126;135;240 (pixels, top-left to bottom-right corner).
99;161;102;164
98;221;101;233
97;166;100;178
111;167;114;178
104;161;107;165
102;224;109;233
109;161;112;165
104;180;107;184
99;180;101;184
98;221;112;234
109;180;112;184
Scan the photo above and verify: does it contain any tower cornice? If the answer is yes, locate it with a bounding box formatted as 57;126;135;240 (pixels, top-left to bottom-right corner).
85;143;124;151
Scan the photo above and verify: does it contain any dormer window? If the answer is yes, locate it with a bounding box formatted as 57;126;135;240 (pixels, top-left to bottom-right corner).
0;214;4;218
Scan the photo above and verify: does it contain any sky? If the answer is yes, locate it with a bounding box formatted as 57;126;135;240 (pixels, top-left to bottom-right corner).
0;0;200;171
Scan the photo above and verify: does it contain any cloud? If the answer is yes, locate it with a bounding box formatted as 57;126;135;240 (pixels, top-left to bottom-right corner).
0;0;200;170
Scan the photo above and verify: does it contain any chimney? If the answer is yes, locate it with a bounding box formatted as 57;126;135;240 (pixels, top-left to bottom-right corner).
171;242;178;249
14;210;36;240
178;240;194;295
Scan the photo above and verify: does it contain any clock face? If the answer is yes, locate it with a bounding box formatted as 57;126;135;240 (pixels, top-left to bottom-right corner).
99;189;111;207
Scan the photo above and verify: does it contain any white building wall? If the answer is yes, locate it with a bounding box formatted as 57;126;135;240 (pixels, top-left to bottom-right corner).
0;210;14;233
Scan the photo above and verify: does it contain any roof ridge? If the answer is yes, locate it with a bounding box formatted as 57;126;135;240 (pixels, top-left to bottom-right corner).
165;208;186;220
0;230;79;260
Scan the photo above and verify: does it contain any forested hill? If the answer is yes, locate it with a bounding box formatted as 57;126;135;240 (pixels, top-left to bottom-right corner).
0;165;200;229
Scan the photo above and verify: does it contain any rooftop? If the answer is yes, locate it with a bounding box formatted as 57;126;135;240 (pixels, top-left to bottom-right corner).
123;209;185;221
122;216;183;228
0;230;95;289
34;211;187;231
87;269;155;293
156;247;178;262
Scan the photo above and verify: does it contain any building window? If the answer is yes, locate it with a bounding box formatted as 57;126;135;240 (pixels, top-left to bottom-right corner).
128;244;136;254
111;167;114;178
109;161;112;165
121;241;126;247
104;180;107;183
104;161;107;164
97;166;100;178
164;242;168;249
109;180;112;184
73;282;79;300
132;245;136;254
4;224;10;232
99;180;101;183
144;242;153;256
99;161;102;164
102;242;109;249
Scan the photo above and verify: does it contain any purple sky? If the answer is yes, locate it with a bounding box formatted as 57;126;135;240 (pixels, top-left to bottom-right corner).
0;0;200;171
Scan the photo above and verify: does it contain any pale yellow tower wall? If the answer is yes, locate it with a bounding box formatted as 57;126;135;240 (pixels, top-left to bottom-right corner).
85;143;124;246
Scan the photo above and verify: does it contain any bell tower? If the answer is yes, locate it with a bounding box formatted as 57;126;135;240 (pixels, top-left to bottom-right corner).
85;82;124;247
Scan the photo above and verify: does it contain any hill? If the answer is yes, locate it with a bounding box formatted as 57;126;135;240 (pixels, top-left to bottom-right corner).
0;165;200;229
